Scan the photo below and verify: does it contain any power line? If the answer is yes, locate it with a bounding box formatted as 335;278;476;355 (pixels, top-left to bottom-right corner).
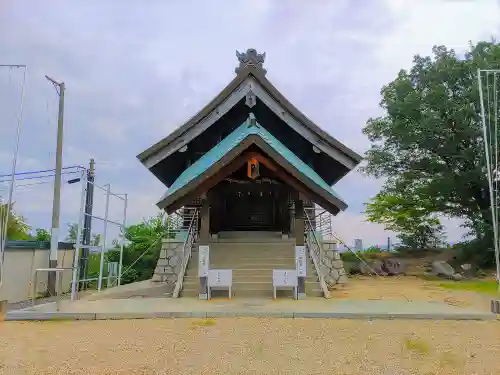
0;180;52;190
0;165;84;178
0;176;80;191
0;170;81;184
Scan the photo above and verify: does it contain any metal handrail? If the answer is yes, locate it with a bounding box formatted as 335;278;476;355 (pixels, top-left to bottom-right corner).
310;206;378;276
172;209;199;298
303;209;331;298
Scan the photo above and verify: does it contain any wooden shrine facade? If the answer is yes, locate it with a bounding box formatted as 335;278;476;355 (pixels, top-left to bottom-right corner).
137;49;362;234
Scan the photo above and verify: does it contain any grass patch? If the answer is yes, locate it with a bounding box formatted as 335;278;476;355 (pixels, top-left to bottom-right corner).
404;336;430;355
439;351;464;368
437;280;499;295
191;318;216;327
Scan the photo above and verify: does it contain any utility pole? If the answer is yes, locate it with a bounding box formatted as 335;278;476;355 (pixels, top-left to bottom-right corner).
79;158;95;291
45;75;65;296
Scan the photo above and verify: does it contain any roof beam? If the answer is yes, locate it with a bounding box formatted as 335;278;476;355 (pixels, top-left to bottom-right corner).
140;76;360;171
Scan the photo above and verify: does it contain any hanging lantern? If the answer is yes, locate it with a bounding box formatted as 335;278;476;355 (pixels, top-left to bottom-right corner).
247;158;260;179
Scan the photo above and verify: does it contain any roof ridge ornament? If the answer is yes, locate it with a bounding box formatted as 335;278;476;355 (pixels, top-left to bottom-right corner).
247;113;258;127
235;48;267;75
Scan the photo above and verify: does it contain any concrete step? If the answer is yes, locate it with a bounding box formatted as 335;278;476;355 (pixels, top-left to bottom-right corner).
208;256;296;261
178;238;325;298
200;250;296;255
182;280;321;287
185;268;319;278
207;243;294;247
208;264;297;270
208;248;295;253
209;238;296;243
180;287;323;298
217;231;283;237
183;275;320;284
208;256;295;262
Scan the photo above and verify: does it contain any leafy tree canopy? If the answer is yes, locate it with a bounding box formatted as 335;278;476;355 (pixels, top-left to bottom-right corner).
365;192;445;249
106;212;175;284
362;41;500;260
0;202;31;240
33;228;51;242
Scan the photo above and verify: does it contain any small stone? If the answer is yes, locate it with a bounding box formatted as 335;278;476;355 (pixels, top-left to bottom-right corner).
151;274;162;282
331;260;344;269
382;258;406;276
167;255;180;267
322;257;333;269
324;251;336;261
324;275;336;288
166;274;178;284
337;274;348;284
432;261;456;278
329;268;340;281
157;258;168;267
360;260;386;276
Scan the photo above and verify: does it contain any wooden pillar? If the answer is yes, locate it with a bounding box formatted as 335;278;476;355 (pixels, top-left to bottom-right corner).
294;197;306;299
198;195;210;300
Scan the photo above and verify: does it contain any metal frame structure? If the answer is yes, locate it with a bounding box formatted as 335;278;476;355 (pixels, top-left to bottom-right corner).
0;64;27;291
70;169;128;300
172;208;199;298
31;267;72;311
477;68;500;291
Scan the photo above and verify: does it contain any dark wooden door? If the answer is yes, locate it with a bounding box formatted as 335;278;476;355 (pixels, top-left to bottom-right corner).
222;189;276;231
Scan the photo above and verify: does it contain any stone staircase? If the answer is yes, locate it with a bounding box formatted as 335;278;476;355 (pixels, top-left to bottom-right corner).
180;231;323;298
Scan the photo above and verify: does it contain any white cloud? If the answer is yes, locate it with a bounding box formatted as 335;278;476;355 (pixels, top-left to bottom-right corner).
380;0;500;74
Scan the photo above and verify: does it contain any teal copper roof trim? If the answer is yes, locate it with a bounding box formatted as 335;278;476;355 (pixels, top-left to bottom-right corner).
161;113;346;207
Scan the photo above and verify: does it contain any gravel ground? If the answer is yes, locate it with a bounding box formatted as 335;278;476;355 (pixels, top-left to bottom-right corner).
1;318;499;375
334;276;493;311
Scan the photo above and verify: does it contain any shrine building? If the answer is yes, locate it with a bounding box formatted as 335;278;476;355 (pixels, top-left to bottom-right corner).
138;49;362;299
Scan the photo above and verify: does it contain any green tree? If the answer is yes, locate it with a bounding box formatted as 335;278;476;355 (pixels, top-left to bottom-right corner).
65;222;101;245
365;193;445;249
0;202;31;240
106;212;175;284
361;41;500;264
33;228;51;241
65;223;78;242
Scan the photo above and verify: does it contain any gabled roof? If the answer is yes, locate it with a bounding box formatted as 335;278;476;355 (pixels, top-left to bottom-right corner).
137;51;362;171
158;114;348;215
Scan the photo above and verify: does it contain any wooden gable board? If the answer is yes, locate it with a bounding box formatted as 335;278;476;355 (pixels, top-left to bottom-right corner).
137;66;362;170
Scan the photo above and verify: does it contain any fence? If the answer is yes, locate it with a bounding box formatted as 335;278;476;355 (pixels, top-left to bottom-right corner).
70;169;128;300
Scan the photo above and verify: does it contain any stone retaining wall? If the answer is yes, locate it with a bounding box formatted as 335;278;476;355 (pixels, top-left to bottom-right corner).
151;239;184;285
320;240;348;289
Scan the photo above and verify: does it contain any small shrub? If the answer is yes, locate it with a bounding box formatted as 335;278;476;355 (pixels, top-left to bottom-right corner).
404;336;430;355
364;246;383;254
192;318;216;327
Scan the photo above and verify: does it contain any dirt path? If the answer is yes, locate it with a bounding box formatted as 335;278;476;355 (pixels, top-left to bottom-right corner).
1;318;499;375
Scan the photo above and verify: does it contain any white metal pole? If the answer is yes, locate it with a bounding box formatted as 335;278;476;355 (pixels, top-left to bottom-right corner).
494;72;500;291
0;65;27;290
478;69;500;291
71;170;87;300
97;184;110;291
118;193;128;286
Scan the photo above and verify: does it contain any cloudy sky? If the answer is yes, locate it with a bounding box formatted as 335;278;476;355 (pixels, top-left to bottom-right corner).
1;0;499;246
